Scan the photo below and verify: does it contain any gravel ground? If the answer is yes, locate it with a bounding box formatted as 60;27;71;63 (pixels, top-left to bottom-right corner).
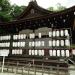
0;73;21;75
0;65;75;75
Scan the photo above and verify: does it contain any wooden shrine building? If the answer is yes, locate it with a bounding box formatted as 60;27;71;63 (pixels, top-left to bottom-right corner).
0;0;75;66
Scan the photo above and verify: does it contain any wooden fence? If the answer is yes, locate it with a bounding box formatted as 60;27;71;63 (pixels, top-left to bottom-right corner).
0;62;75;75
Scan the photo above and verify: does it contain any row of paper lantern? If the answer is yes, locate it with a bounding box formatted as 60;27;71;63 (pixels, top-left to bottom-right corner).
29;49;69;57
13;29;69;40
13;34;26;40
49;30;69;37
49;40;70;46
0;39;70;48
0;35;11;40
29;41;44;47
49;50;69;57
12;42;25;47
12;49;22;54
29;50;44;56
29;40;70;47
0;29;69;40
0;42;10;47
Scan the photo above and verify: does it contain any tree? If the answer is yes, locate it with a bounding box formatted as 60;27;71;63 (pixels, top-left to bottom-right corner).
48;3;66;11
48;7;54;11
0;0;13;22
0;0;11;11
56;3;66;11
0;0;26;22
10;5;26;19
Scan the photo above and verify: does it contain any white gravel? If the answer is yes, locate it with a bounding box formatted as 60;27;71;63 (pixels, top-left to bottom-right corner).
0;73;21;75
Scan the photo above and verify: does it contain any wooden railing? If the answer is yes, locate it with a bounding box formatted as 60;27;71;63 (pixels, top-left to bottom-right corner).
0;62;75;75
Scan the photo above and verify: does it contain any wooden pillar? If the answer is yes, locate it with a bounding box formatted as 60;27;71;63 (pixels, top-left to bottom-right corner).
73;17;75;30
56;65;59;75
42;63;44;75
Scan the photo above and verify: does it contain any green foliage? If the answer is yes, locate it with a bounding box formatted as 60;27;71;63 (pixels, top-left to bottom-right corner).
48;3;66;11
10;5;26;19
56;3;66;11
0;12;13;21
0;0;26;22
0;0;13;21
0;0;11;11
48;7;54;11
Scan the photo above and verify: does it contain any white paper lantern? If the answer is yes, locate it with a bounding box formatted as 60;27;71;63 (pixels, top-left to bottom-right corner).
35;50;38;55
49;50;53;56
29;50;32;55
8;35;11;40
72;49;75;55
38;41;41;46
60;30;64;36
65;29;69;36
49;31;52;37
41;41;44;46
7;42;10;47
49;40;52;46
14;50;16;54
18;42;20;47
13;42;17;47
74;12;75;15
66;50;69;57
61;50;65;57
53;50;56;56
19;49;22;54
65;40;70;46
61;40;64;46
41;50;44;56
32;50;35;55
57;50;60;56
21;42;25;47
29;33;35;39
23;34;26;39
17;50;19;54
32;41;35;47
56;40;60;46
20;34;24;39
39;50;42;56
35;41;37;47
53;40;56;46
53;31;56;37
13;35;18;40
29;42;32;47
56;30;60;37
38;33;41;38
